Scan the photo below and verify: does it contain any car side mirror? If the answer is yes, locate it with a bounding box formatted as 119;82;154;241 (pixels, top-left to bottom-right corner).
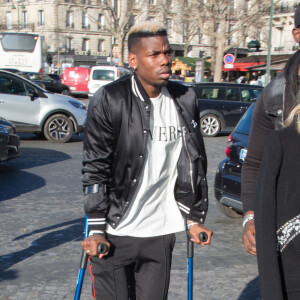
28;91;38;101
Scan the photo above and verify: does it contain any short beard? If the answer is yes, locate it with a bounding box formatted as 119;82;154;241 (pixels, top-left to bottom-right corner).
153;80;168;89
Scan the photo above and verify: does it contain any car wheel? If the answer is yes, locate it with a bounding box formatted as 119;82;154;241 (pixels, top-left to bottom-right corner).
43;114;74;143
61;89;70;95
200;114;221;137
216;201;242;218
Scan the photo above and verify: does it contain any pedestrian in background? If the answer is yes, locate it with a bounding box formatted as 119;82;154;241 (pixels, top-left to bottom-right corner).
249;77;258;85
81;22;212;300
241;3;300;256
255;103;300;300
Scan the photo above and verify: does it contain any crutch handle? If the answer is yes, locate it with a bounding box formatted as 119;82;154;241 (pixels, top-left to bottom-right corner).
97;243;108;254
80;250;88;269
199;232;208;242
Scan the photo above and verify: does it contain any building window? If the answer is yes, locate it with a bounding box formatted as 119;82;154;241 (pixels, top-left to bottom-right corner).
149;0;155;4
128;15;135;28
21;11;27;29
66;11;74;28
38;10;44;26
256;29;261;41
6;12;12;29
274;27;284;51
227;24;234;45
183;23;187;42
98;39;104;52
82;38;89;51
166;18;172;33
98;14;104;30
66;37;72;52
276;28;283;48
198;29;202;44
147;16;155;22
175;50;184;57
82;12;89;29
280;0;289;12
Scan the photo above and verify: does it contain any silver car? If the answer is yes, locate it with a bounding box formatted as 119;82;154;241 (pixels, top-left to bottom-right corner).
0;70;86;143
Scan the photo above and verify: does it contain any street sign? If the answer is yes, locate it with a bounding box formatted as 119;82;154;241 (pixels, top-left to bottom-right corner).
224;64;234;69
223;54;235;65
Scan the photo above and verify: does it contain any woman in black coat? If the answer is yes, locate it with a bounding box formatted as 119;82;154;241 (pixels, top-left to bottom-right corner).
255;104;300;300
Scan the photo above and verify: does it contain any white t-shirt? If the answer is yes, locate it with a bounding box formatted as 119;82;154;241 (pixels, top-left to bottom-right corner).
106;87;185;237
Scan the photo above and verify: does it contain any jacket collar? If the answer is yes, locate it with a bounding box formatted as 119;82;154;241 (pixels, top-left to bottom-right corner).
131;74;189;111
131;74;151;104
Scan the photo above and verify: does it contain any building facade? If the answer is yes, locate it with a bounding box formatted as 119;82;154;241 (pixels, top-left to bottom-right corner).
0;0;298;73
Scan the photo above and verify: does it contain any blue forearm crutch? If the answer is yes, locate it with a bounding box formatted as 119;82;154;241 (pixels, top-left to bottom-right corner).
74;216;108;300
187;232;208;300
74;216;89;300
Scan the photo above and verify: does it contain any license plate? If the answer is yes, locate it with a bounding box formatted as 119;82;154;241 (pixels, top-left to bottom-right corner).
240;148;247;161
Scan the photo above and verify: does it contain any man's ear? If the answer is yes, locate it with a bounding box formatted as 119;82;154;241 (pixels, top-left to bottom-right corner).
292;28;300;44
128;53;137;70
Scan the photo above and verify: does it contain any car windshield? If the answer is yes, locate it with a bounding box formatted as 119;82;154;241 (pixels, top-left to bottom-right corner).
92;70;114;81
234;103;254;134
27;73;52;81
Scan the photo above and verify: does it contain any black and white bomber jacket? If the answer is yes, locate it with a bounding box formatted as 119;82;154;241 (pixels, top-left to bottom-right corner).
82;74;208;232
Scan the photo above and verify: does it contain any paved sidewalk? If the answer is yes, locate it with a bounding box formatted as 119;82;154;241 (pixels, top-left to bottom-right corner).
0;135;261;300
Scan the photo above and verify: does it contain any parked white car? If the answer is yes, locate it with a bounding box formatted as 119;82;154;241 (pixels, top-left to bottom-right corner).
88;65;132;98
0;70;86;143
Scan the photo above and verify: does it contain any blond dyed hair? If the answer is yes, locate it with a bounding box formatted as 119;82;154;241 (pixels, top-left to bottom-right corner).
128;22;166;36
284;103;300;133
127;21;167;52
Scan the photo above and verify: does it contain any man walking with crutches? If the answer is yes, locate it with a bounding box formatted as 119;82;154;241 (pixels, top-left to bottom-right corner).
81;21;213;299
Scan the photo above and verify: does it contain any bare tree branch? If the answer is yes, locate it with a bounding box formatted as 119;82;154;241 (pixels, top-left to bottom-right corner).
193;0;271;82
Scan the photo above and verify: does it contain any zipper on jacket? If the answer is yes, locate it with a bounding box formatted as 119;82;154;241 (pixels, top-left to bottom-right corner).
182;127;195;194
282;83;285;124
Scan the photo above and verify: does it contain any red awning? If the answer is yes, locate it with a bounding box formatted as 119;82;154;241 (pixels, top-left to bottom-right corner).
222;61;264;72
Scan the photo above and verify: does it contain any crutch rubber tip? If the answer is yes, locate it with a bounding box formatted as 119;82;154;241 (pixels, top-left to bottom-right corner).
199;232;208;242
97;243;108;254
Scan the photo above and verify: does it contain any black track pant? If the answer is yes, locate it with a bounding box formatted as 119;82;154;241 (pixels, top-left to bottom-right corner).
89;233;176;300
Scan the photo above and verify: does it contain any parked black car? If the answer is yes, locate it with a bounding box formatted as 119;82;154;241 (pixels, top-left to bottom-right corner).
0;68;27;79
186;82;262;137
47;73;62;84
214;103;255;218
0;117;20;162
24;72;70;95
0;68;22;73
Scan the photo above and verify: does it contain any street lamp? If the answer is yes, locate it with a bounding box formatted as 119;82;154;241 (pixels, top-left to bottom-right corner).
11;0;25;32
265;0;274;85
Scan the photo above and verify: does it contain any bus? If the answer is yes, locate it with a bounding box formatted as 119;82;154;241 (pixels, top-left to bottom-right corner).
0;32;43;73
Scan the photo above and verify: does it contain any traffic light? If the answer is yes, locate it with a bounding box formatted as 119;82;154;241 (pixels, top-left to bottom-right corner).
46;53;52;65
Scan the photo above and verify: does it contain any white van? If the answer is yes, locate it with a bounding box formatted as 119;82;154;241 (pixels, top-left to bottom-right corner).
88;65;132;98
